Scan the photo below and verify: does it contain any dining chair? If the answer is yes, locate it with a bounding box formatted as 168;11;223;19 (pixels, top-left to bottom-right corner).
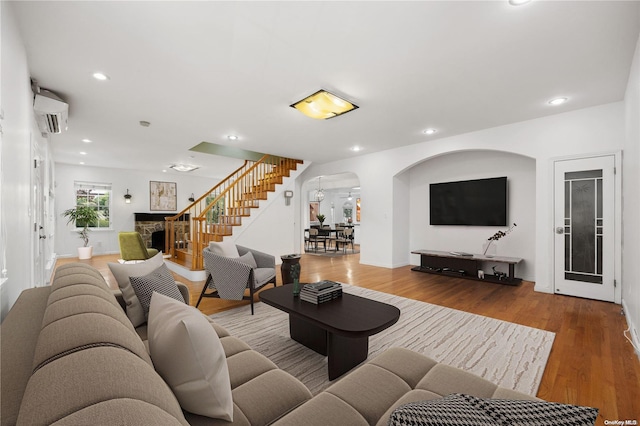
336;227;354;253
307;228;326;252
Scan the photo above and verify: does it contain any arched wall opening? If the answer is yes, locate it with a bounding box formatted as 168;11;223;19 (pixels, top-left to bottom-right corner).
300;172;361;250
396;149;536;281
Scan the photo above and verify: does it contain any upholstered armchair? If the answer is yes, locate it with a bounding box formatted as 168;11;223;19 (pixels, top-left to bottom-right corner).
118;231;159;261
196;241;277;314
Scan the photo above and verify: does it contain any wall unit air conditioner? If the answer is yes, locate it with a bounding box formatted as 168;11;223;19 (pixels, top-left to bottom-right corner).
34;89;68;134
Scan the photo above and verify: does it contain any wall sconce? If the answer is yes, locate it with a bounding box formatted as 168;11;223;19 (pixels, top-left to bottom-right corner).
284;190;294;206
188;193;195;202
124;189;132;204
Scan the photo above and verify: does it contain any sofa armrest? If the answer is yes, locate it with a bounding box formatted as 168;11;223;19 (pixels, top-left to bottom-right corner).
177;282;190;305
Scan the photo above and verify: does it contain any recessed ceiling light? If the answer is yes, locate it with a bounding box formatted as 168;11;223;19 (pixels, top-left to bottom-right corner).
423;128;437;135
509;0;532;5
228;135;238;141
548;97;568;106
79;151;87;155
82;138;92;143
79;161;85;165
92;72;110;81
350;146;362;152
162;169;167;173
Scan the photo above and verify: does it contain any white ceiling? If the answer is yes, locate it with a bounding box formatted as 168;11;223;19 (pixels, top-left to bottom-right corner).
10;1;640;179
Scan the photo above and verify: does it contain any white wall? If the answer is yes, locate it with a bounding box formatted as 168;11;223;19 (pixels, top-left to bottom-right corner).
407;151;536;281
0;2;53;320
307;101;626;293
623;34;640;356
54;164;220;257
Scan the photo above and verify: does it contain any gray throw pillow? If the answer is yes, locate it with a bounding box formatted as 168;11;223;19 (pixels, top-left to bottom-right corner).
237;251;257;268
148;293;233;421
129;263;185;319
107;252;165;327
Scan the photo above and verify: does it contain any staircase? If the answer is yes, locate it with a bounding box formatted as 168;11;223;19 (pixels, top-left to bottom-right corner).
165;155;302;271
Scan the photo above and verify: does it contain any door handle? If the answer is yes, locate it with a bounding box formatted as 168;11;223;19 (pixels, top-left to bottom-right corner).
555;227;564;235
39;235;47;239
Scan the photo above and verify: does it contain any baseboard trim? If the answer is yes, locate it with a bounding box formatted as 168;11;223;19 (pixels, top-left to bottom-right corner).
621;298;640;361
164;259;207;282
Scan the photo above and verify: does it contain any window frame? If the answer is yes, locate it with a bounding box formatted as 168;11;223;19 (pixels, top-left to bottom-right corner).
73;181;113;231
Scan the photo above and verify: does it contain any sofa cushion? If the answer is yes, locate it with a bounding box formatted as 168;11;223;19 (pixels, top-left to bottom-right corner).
0;287;51;426
108;252;165;327
388;394;599;426
17;347;188;426
129;263;185;318
49;399;185;426
148;293;233;421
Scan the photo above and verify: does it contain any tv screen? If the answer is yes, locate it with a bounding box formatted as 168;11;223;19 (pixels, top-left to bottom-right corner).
429;177;507;226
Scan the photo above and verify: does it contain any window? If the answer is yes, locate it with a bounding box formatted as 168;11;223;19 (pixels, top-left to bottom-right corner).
73;182;112;229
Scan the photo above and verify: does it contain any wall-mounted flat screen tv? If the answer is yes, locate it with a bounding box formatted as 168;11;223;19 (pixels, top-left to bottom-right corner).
429;177;507;226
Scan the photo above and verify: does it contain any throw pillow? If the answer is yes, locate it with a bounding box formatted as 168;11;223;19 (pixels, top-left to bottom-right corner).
107;252;165;327
466;394;598;426
388;394;598;426
208;240;239;258
388;394;495;426
237;251;257;269
129;263;185;319
148;293;233;421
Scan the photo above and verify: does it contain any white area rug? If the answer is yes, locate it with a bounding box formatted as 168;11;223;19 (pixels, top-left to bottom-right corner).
210;284;555;396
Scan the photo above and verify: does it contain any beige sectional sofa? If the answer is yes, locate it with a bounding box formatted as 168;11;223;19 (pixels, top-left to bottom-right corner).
1;262;537;425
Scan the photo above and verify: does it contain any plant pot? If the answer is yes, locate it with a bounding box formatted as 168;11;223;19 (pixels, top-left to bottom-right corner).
78;246;93;260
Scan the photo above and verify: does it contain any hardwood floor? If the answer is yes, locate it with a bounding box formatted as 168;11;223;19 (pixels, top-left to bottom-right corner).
55;253;640;425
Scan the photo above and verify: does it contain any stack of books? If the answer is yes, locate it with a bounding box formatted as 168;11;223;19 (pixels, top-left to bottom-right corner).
300;280;342;305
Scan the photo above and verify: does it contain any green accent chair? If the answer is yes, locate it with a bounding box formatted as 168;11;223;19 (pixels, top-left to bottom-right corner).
118;232;159;261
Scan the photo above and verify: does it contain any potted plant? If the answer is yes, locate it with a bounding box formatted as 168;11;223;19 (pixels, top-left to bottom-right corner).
316;213;326;227
62;204;103;259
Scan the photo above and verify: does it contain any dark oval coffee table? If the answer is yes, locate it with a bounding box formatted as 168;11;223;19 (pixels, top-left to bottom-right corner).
259;284;400;380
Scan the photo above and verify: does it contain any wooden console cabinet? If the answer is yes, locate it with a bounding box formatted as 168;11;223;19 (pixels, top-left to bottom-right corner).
411;250;523;285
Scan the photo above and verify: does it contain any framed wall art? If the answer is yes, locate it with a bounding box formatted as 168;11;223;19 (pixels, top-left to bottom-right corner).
309;202;320;222
150;181;177;211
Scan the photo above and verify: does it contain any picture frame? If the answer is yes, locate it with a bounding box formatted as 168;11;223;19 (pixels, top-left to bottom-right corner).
309;202;320;222
150;181;177;211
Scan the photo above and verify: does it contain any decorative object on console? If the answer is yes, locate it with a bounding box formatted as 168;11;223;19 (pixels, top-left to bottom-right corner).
316;213;326;226
483;222;517;256
492;266;508;281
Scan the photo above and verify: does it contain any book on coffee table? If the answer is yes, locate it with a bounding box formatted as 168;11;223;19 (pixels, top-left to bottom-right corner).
300;281;342;304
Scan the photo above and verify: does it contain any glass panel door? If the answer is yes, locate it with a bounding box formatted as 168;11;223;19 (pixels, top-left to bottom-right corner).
554;156;615;302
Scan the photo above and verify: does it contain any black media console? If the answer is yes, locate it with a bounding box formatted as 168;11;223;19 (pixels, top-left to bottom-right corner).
411;250;522;286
